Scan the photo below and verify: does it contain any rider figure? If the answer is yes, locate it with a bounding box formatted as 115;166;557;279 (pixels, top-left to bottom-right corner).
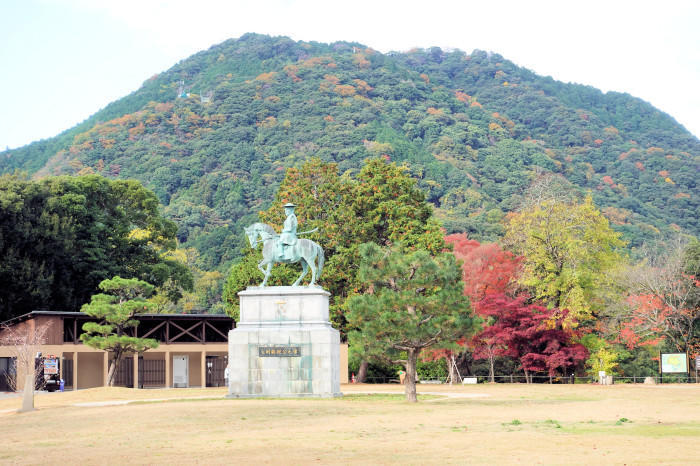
279;202;298;261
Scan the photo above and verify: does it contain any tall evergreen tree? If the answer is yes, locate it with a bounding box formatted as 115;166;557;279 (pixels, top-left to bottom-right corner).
347;242;475;402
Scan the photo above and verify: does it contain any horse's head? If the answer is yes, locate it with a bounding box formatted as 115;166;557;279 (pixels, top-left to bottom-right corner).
244;225;258;248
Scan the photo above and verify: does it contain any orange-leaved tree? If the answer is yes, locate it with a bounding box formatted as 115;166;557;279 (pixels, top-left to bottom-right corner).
426;234;522;382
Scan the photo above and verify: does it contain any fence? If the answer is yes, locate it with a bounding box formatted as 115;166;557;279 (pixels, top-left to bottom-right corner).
114;358;133;387
361;373;700;384
141;360;165;387
113;358;166;388
206;356;227;387
63;359;73;388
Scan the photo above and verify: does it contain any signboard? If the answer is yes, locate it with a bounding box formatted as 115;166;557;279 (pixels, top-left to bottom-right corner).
43;358;59;375
259;346;301;357
660;353;688;373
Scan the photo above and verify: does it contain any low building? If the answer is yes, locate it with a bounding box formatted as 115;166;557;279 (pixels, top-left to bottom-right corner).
0;311;235;391
0;311;349;391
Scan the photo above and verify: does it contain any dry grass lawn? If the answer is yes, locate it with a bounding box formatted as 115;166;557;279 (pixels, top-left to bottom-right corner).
1;383;699;464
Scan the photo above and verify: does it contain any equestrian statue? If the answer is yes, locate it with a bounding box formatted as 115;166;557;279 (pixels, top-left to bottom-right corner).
244;203;324;287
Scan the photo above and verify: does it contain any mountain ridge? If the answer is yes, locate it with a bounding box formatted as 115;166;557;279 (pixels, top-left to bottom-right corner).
1;33;697;269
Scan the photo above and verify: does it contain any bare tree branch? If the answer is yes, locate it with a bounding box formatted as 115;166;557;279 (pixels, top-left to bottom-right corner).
0;321;53;391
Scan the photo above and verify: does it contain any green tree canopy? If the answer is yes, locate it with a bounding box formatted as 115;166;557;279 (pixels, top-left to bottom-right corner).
223;157;445;335
504;190;625;323
0;174;192;321
346;242;476;402
80;276;159;386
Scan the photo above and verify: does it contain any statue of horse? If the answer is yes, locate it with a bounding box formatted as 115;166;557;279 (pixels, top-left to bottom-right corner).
244;222;325;287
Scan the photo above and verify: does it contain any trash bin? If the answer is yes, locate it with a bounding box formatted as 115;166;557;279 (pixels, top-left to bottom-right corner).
59;379;65;392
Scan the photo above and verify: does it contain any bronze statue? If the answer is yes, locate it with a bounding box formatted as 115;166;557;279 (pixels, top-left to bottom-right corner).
244;203;323;287
278;203;298;261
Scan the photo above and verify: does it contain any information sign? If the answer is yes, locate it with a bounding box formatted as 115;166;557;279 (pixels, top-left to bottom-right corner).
43;358;59;375
660;353;688;373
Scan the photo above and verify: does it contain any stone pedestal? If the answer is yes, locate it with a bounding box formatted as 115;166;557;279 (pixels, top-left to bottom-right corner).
227;286;341;398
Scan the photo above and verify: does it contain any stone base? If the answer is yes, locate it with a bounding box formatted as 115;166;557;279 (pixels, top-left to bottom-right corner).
228;286;341;398
228;392;343;399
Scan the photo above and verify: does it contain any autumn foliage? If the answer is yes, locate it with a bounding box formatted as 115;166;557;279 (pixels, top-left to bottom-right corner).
619;240;700;356
476;294;588;378
445;233;521;301
443;233;589;381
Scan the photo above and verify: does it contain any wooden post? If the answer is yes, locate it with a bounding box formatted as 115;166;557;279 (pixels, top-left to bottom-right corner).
165;351;171;388
59;352;64;383
133;353;139;389
103;352;109;386
201;351;207;388
73;352;78;390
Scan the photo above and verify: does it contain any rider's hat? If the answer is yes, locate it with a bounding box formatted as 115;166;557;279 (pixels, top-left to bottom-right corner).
283;202;296;208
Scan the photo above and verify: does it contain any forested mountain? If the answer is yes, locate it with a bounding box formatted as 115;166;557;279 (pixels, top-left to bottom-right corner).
2;33;698;270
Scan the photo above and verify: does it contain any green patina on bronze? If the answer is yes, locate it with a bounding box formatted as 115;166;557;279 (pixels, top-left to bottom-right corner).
244;203;324;287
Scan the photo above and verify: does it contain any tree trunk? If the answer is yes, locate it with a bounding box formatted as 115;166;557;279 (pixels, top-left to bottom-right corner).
447;354;456;385
405;348;419;403
107;354;121;387
458;351;472;376
524;368;531;384
356;360;369;383
488;352;495;383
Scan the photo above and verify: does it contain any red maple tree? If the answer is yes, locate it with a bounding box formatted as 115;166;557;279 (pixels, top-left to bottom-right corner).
433;234;523;381
475;294;588;383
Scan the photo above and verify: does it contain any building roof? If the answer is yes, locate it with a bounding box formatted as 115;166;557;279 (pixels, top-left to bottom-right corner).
1;310;234;327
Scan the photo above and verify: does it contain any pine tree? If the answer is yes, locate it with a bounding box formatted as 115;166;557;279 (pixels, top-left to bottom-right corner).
80;276;159;386
347;243;475;402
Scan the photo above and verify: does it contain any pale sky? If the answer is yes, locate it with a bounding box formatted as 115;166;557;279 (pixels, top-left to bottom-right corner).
1;0;699;150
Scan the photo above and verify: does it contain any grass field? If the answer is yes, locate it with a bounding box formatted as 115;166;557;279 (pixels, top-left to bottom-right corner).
1;383;699;464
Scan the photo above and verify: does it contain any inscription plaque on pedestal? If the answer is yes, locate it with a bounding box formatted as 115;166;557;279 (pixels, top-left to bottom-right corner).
259;346;301;357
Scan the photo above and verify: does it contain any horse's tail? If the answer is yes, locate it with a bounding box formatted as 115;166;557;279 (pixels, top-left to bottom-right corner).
317;243;325;279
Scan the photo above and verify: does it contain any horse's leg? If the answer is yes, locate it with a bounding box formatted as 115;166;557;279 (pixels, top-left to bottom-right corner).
257;257;269;286
306;253;317;286
261;262;273;287
293;260;309;287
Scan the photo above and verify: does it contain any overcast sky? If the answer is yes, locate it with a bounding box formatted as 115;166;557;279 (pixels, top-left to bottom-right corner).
1;0;699;150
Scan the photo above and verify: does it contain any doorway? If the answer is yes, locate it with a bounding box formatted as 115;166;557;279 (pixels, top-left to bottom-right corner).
0;357;16;392
173;355;189;388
